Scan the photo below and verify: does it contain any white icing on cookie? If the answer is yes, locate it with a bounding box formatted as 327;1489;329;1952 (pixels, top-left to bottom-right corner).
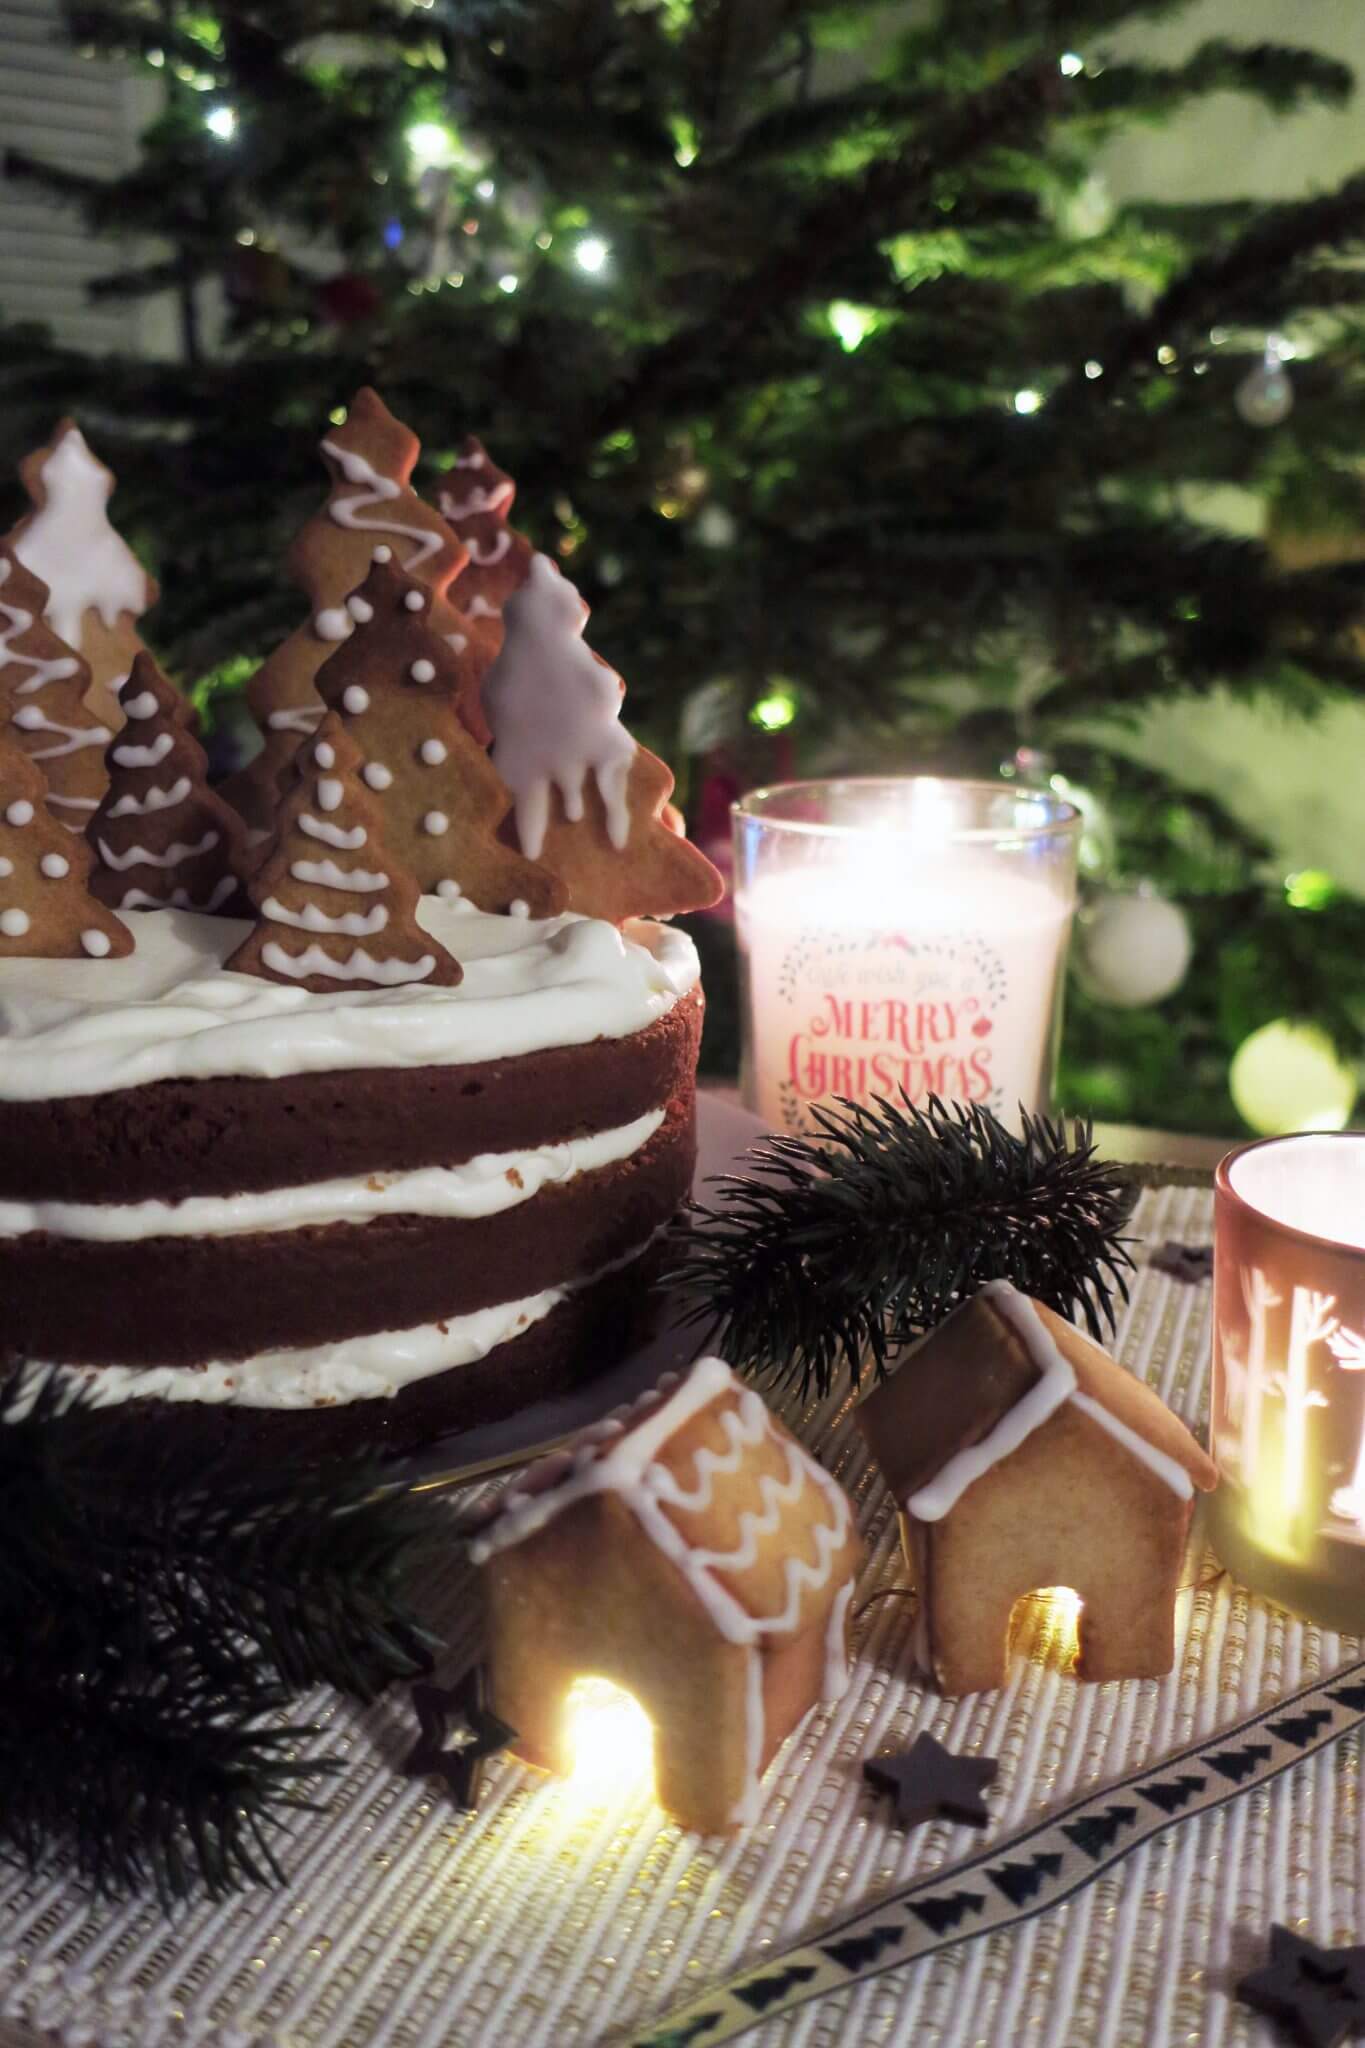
5;802;33;827
299;814;366;851
0;1109;663;1242
11;705;111;758
0;559;82;696
343;686;370;714
420;739;447;765
122;690;158;720
316;778;343;813
9;427;151;649
289;858;387;892
0;909;30;938
39;853;69;878
411;660;436;684
81;929;112;958
322;440;447;571
467;595;499;620
314;607;353;643
422;811;449;836
0;904;697;1100
467;529;511;569
120;878;236;914
97;832;219;872
441;481;514;522
484;554;636;859
905;1281;1193;1522
261;897;389;939
107;776;192;819
267;706;323;735
259;940;436;986
362;763;392;791
111;732;174;770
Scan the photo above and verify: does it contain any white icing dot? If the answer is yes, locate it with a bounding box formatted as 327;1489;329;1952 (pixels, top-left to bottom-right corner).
40;853;70;879
0;860;11;878
0;909;29;937
317;777;344;812
448;632;469;654
372;544;392;563
423;811;450;836
314;740;336;770
410;659;436;683
123;691;158;720
314;607;352;643
81;928;112;958
363;762;393;791
404;591;425;612
343;686;371;715
434;878;463;900
347;596;374;624
509;898;530;919
420;738;448;765
6;802;34;827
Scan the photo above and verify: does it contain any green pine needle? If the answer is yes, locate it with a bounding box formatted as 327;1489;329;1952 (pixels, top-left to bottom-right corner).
667;1093;1134;1398
0;1369;447;1903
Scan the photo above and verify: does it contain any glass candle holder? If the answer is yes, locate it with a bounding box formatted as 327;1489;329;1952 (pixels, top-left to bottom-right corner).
1210;1133;1365;1631
732;777;1080;1136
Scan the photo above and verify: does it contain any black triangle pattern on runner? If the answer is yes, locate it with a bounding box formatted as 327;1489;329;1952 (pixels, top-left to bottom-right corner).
820;1924;905;1973
630;1655;1365;2048
1140;1774;1206;1816
1267;1708;1334;1747
732;1966;818;2015
1207;1743;1272;1782
986;1852;1064;1905
1060;1804;1137;1860
908;1889;987;1936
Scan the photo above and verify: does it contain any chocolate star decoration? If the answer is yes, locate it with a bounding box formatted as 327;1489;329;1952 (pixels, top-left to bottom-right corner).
862;1732;998;1830
404;1666;517;1811
1237;1926;1365;2048
1149;1240;1214;1284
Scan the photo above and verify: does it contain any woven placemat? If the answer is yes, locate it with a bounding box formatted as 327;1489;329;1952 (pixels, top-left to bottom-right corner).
1;1184;1351;2048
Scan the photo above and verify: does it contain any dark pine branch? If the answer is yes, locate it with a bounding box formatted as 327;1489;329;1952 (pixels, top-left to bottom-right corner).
666;1094;1134;1398
0;1369;446;1900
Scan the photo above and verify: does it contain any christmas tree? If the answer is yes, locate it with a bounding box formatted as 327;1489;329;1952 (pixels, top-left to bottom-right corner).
3;2;1364;1131
229;716;462;992
88;656;249;917
0;744;132;961
0;549;113;831
313;553;564;913
435;439;534;659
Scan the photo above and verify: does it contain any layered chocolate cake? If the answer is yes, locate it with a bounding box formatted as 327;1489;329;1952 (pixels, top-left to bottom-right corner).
0;391;722;1453
0;902;702;1450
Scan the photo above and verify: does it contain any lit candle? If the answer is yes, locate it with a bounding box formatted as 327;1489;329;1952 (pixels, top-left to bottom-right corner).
1210;1133;1365;1629
733;778;1078;1134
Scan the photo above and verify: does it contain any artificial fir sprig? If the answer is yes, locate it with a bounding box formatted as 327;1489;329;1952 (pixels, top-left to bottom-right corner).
0;1369;445;1902
667;1094;1134;1399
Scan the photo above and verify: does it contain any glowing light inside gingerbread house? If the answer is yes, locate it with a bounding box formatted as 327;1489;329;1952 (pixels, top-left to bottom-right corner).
562;1677;654;1799
1210;1133;1365;1629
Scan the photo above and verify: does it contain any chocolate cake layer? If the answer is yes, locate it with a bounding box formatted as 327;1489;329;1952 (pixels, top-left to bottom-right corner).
61;1248;672;1464
0;1097;694;1368
0;986;702;1205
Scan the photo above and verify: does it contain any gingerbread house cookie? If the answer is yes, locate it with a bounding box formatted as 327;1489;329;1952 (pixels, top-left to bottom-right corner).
471;1355;863;1834
855;1281;1217;1695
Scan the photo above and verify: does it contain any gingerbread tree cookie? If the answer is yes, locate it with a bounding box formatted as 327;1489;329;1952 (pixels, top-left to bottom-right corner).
437;437;533;653
5;420;159;734
483;554;723;923
314;555;565;914
88;656;250;918
0;741;132;960
227;716;462;993
0;548;112;832
221;389;483;832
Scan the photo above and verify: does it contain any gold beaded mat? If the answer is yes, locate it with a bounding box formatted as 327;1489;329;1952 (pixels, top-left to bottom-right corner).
1;1183;1359;2048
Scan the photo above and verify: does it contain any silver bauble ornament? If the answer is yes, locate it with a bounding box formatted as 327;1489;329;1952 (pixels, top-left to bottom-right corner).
1236;359;1293;428
1078;888;1192;1008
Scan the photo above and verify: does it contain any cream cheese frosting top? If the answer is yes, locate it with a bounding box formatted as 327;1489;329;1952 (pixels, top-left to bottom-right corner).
0;903;699;1102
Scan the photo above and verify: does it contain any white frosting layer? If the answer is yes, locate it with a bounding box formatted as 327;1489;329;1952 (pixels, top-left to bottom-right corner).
0;903;698;1102
0;1109;663;1242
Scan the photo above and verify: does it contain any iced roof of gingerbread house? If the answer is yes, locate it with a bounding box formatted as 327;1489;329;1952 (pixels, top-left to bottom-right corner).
856;1280;1217;1521
469;1356;860;1646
